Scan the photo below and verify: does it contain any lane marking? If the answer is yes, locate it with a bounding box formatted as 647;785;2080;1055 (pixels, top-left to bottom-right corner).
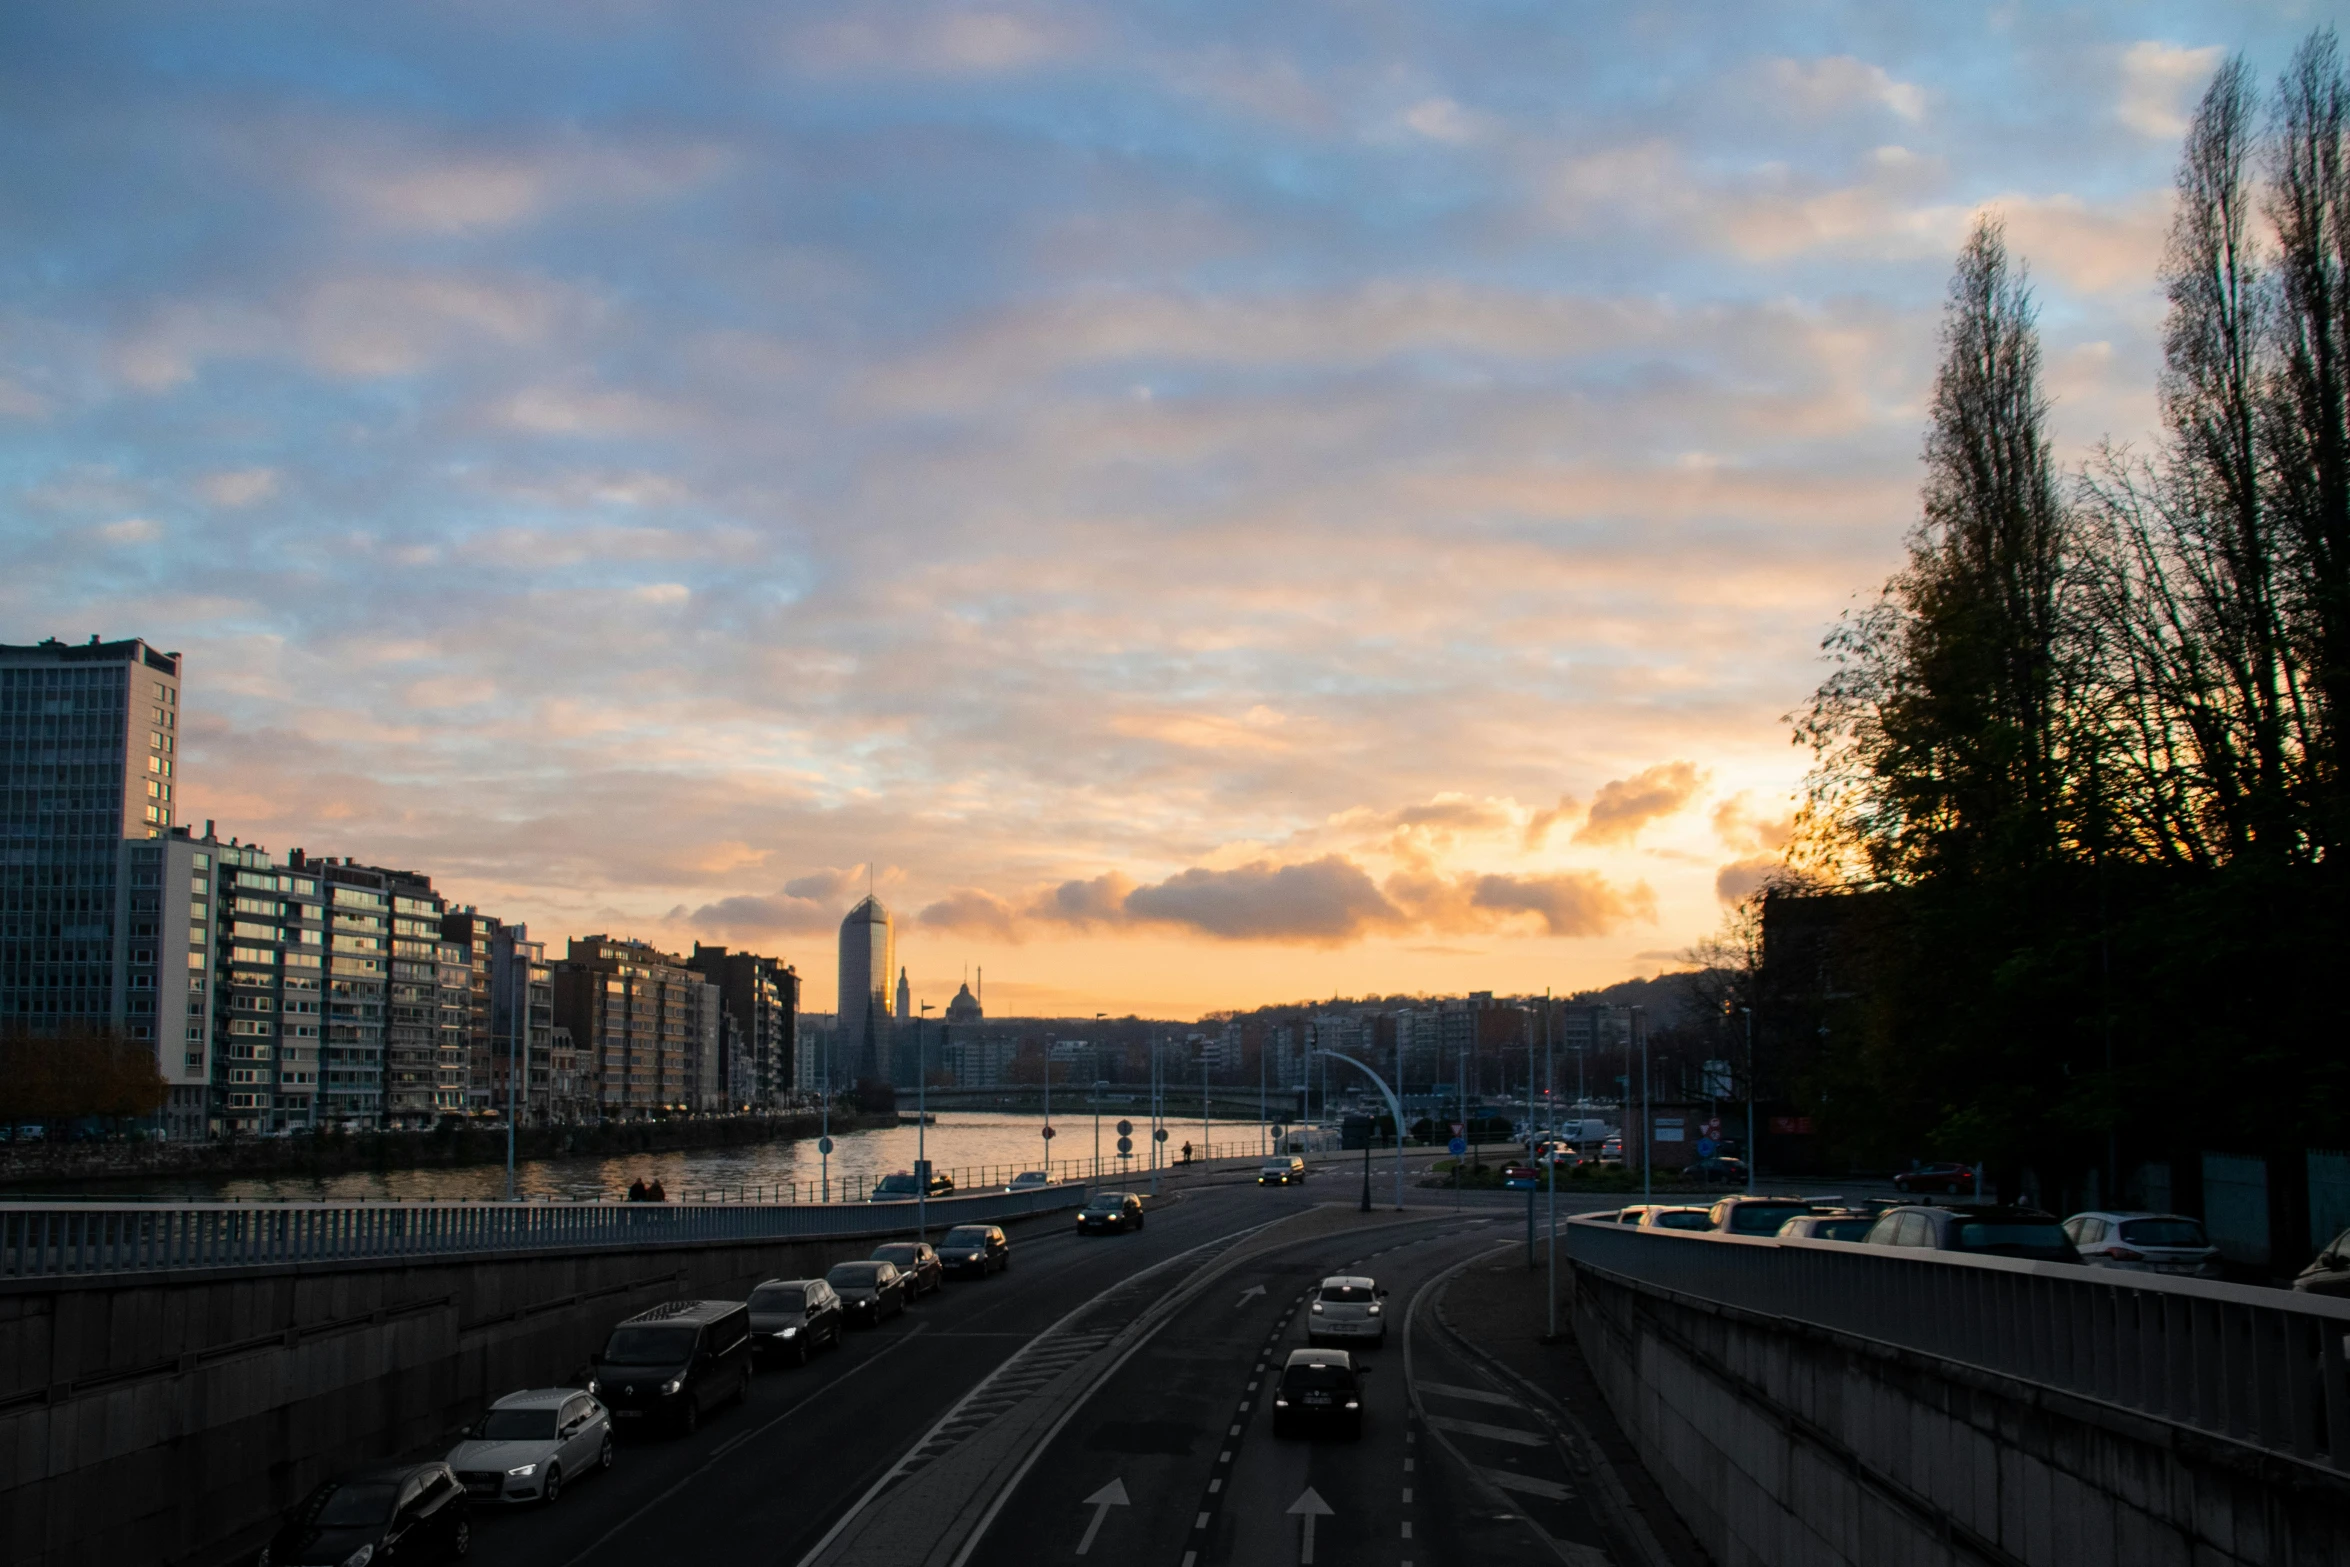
1194;1512;1209;1529
1235;1284;1267;1308
1424;1413;1546;1447
1401;1520;1414;1538
1286;1486;1333;1565
1075;1477;1130;1556
1402;1488;1412;1502
1418;1379;1519;1407
1485;1469;1575;1502
1208;1478;1222;1494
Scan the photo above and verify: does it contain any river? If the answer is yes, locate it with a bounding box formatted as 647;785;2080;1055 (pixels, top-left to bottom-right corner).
27;1111;1275;1204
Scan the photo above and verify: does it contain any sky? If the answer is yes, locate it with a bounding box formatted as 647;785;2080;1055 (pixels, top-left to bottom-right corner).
0;2;2327;1018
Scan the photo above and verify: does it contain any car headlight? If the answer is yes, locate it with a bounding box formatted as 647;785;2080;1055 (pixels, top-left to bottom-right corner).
507;1462;537;1477
661;1377;683;1396
339;1547;374;1567
1344;1400;1360;1410
1274;1397;1288;1407
1366;1303;1381;1316
1310;1302;1324;1314
585;1377;599;1395
779;1326;800;1338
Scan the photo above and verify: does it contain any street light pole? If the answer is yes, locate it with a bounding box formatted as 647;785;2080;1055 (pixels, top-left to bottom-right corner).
1638;1006;1651;1204
917;1001;932;1242
1742;1003;1756;1196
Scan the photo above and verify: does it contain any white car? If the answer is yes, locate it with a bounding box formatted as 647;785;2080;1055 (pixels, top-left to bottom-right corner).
1005;1171;1053;1193
1306;1275;1387;1347
447;1388;613;1505
2063;1211;2222;1277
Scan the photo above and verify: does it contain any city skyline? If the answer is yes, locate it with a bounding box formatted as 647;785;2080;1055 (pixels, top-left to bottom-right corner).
1;3;2307;1017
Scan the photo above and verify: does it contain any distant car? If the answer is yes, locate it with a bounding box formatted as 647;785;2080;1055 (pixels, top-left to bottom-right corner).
1777;1212;1877;1242
1307;1276;1387;1348
1690;1155;1748;1184
1272;1348;1366;1439
1893;1162;1980;1196
745;1277;844;1363
1634;1205;1714;1232
447;1388;611;1506
2296;1228;2350;1296
1705;1197;1816;1237
261;1462;470;1566
587;1299;753;1435
1258;1157;1307;1186
1077;1192;1146;1234
871;1241;944;1296
1598;1137;1625;1167
1864;1205;2080;1263
1500;1163;1541;1190
870;1170;955;1200
826;1260;910;1325
2063;1212;2221;1277
1005;1171;1053;1194
936;1223;1010;1277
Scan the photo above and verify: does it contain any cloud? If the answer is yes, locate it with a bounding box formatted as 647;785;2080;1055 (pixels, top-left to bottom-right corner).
198;468;280;508
785;866;869;901
1388;868;1654;937
94;516;163;545
1574;763;1704;845
1711;794;1793;854
789;6;1082;77
687;889;841;937
1522;795;1582;850
1766;56;1928;122
2117;41;2224;139
1714;857;1781;903
918;887;1022;940
1125;855;1399;943
1401;97;1490;144
1033;872;1136;928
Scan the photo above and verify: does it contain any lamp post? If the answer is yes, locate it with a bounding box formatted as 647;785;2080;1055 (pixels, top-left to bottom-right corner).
1310;1050;1406;1211
1740;1002;1755;1196
917;1001;932;1243
1637;1006;1651;1204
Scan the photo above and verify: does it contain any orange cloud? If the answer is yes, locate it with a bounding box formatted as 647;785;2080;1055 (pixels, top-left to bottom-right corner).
1574;762;1705;844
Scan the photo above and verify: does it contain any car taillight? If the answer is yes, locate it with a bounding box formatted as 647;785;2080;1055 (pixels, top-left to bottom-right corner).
2107;1247;2144;1262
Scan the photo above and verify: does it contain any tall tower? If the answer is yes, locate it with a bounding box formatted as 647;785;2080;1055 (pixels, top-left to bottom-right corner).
895;966;911;1025
837;896;894;1084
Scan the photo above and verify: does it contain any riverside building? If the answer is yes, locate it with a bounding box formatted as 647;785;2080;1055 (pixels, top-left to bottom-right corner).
552;935;724;1118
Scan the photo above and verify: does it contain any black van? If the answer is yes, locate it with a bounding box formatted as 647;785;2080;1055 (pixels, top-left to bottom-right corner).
587;1299;753;1435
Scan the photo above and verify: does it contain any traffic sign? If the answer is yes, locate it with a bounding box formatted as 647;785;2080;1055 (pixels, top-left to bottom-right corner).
1116;1119;1133;1137
1116;1136;1133;1155
817;1136;834;1155
1447;1137;1467;1157
1695;1137;1718;1158
1153;1128;1168;1142
1041;1125;1056;1140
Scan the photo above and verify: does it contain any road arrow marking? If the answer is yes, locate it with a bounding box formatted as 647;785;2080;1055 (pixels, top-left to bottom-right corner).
1287;1486;1333;1563
1235;1284;1267;1308
1076;1477;1129;1555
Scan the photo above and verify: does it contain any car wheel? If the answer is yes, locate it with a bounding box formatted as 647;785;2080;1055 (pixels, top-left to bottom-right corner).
795;1341;810;1366
679;1398;700;1436
598;1433;614;1471
450;1518;472;1559
542;1464;563;1506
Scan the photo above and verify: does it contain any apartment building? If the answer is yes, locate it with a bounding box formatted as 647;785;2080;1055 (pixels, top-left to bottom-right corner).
208;841;328;1136
687;943;798;1111
552;935;722;1118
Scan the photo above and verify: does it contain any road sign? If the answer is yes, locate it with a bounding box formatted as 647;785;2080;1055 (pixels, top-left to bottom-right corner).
816;1136;834;1155
1695;1137;1718;1158
1116;1119;1133;1137
1116;1136;1133;1155
1041;1125;1056;1140
1153;1128;1168;1142
1447;1137;1467;1157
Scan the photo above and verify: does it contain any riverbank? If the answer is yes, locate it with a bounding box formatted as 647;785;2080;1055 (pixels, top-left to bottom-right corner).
0;1110;896;1193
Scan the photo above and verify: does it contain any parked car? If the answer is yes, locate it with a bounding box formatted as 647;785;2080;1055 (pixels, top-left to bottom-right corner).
1258;1156;1308;1186
1005;1171;1053;1194
1777;1211;1878;1242
870;1169;956;1200
1863;1205;2081;1263
936;1223;1010;1277
1598;1136;1625;1167
586;1299;753;1435
1306;1276;1387;1348
1706;1197;1816;1237
745;1277;844;1363
2295;1228;2350;1296
1689;1154;1749;1185
1078;1192;1147;1233
1893;1162;1980;1196
1271;1348;1367;1439
1634;1205;1714;1232
2062;1212;2222;1277
447;1388;611;1506
871;1241;944;1296
260;1462;470;1566
826;1259;910;1324
1500;1163;1541;1191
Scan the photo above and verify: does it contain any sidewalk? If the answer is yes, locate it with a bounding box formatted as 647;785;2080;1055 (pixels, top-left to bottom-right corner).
1435;1243;1715;1567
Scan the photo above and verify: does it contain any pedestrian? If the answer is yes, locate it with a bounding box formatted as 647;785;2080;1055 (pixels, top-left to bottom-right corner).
626;1177;646;1203
649;1178;667;1203
1181;1140;1193;1165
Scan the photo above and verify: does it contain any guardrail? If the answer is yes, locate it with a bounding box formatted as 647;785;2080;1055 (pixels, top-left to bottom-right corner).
685;1139;1268;1203
0;1181;1092;1281
1564;1215;2350;1472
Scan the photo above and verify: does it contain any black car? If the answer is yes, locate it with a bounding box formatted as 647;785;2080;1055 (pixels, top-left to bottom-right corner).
746;1277;844;1364
826;1259;909;1324
870;1170;957;1200
261;1462;470;1566
587;1299;753;1435
2295;1228;2350;1296
936;1223;1010;1277
1077;1192;1145;1234
1271;1348;1366;1439
1893;1162;1981;1196
871;1241;944;1296
1862;1205;2081;1263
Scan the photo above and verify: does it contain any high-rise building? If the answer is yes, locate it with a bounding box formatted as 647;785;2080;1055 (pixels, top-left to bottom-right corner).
836;896;894;1084
206;840;328;1136
1;636;183;1040
127;826;221;1136
552;935;723;1118
687;944;799;1110
489;925;558;1122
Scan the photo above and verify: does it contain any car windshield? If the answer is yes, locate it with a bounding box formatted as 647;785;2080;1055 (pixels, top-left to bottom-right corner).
1320;1284;1375;1303
601;1325;698;1365
873;1175;917;1192
942;1227;990;1246
2118;1218;2207;1248
828;1263;883;1286
1652;1210;1712;1230
748;1286;805;1312
872;1246;921;1265
1727;1205;1808;1235
1012;1173;1046;1183
475;1407;558;1440
1807;1218;1876;1241
1281;1363;1355;1391
313;1482;398;1527
1955;1222;2071;1252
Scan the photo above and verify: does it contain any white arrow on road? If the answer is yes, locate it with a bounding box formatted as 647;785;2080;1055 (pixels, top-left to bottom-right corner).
1235;1284;1267;1308
1075;1476;1129;1555
1287;1486;1333;1564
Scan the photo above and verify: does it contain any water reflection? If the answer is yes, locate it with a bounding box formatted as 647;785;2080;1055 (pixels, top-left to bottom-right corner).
20;1112;1268;1203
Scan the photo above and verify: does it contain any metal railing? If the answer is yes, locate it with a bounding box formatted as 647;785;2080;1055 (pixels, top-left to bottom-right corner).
685;1142;1263;1205
1564;1215;2350;1472
0;1182;1091;1281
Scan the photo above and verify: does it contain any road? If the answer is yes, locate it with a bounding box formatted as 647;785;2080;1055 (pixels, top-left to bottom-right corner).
462;1165;1631;1567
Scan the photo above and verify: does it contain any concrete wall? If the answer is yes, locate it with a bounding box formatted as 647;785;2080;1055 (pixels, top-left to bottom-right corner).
1570;1262;2350;1567
1;1216;1033;1567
